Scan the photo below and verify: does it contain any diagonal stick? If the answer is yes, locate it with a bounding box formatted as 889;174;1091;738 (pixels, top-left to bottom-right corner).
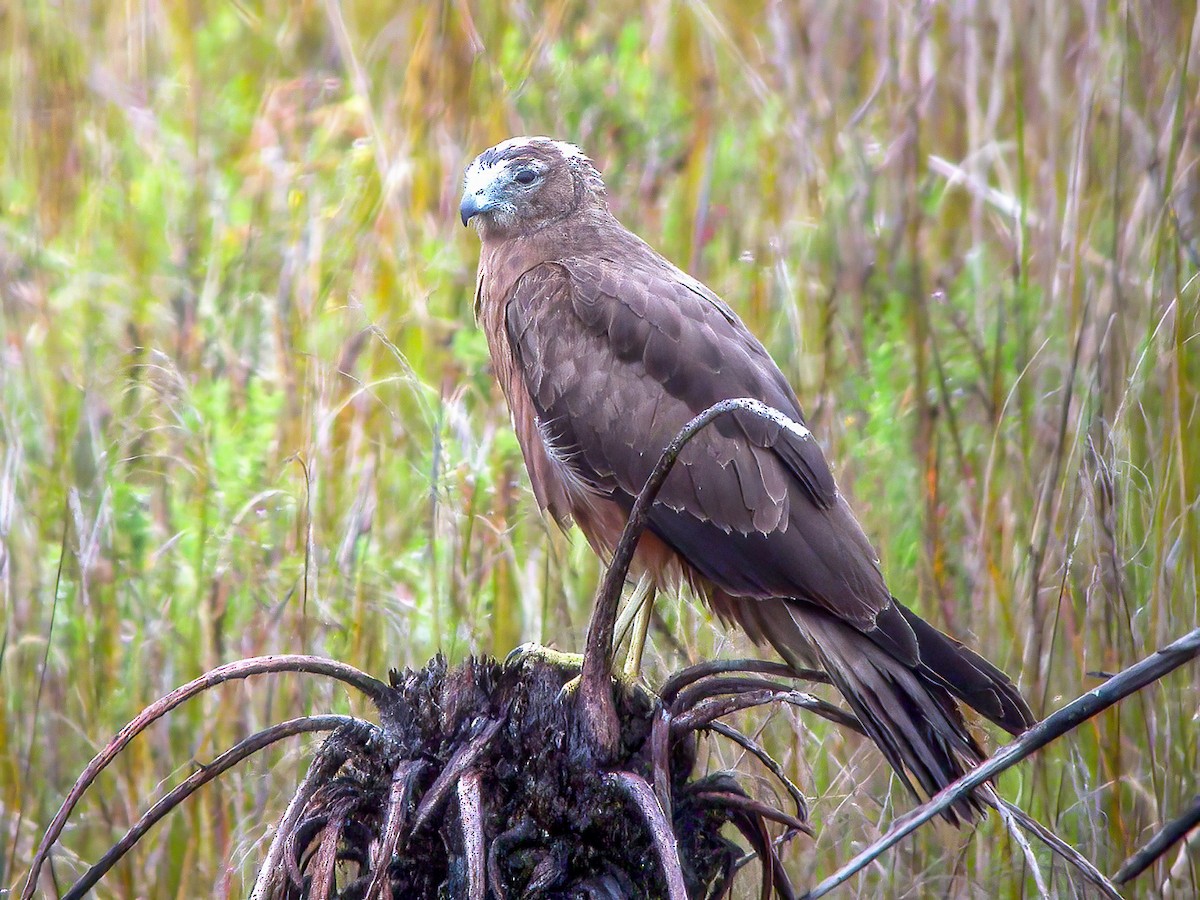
802;627;1200;899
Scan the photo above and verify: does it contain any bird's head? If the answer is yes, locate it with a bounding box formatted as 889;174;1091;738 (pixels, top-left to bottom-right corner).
460;136;606;237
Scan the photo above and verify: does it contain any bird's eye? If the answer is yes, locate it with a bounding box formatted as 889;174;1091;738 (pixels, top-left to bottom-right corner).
514;169;537;185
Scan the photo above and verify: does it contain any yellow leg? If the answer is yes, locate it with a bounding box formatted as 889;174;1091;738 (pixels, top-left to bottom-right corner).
613;574;653;656
622;582;657;680
538;574;657;701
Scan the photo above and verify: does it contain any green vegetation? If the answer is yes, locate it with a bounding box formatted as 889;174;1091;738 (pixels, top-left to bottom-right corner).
3;1;1197;895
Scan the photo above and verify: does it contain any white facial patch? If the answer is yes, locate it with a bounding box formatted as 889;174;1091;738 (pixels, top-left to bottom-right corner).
461;136;599;229
464;136;589;191
490;135;587;161
462;156;501;200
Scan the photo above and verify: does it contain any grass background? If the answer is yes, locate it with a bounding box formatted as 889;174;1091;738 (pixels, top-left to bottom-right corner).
2;0;1198;896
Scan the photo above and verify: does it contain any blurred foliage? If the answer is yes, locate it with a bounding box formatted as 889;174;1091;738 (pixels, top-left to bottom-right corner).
2;0;1198;896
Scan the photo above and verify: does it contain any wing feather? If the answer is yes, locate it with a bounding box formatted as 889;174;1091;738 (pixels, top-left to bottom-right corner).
504;258;892;627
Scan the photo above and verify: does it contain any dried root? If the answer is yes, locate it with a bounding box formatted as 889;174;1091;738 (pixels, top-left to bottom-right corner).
25;634;1197;898
251;653;809;899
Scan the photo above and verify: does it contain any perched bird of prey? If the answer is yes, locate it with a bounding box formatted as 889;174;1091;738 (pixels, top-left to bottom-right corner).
461;136;1035;821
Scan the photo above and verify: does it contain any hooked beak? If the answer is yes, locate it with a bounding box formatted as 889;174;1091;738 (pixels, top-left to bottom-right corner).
459;192;488;227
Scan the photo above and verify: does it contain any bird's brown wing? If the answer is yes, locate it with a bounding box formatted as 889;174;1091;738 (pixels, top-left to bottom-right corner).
504;256;1034;822
504;257;894;630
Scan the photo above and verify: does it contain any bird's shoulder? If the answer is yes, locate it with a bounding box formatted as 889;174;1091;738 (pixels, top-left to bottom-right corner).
502;238;839;515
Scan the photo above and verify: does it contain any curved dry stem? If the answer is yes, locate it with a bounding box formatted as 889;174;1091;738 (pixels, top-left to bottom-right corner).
411;717;502;832
308;800;350;899
661;658;830;705
252;725;366;899
458;771;487;900
801;627;1200;900
707;778;798;900
704;721;808;823
363;759;429;900
989;792;1051;898
731;807;776;900
671;674;818;715
580;399;812;760
672;681;864;736
650;705;673;817
59;715;362;900
985;792;1119;898
692;790;811;836
604;771;690;900
24;655;388;900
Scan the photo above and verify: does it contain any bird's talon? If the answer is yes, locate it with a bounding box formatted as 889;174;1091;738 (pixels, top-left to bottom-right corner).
556;673;583;702
503;642;585;675
503;641;538;669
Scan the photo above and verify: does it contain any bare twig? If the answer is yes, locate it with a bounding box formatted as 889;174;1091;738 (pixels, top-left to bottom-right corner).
24;655;389;900
989;793;1051;898
1115;794;1200;884
411;717;502;832
710;775;798;900
672;687;864;736
650;705;674;817
253;726;365;899
580;398;820;760
704;720;809;823
801;627;1200;899
7;506;69;884
670;673;831;713
458;771;487;900
692;790;811;835
672;674;798;712
307;801;348;899
604;771;690;900
363;759;429;900
987;793;1119;897
62;715;362;900
661;658;830;705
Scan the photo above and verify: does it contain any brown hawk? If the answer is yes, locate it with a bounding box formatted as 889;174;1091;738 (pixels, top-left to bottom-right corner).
461;136;1034;821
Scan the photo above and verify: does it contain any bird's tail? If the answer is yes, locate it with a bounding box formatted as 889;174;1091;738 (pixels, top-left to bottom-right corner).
729;595;1034;826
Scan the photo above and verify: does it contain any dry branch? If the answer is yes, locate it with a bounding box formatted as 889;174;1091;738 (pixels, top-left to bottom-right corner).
25;401;1195;898
604;771;691;900
23;655;387;900
661;658;831;703
704;720;809;824
801;627;1200;899
61;715;362;900
1115;793;1200;884
249;654;805;898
